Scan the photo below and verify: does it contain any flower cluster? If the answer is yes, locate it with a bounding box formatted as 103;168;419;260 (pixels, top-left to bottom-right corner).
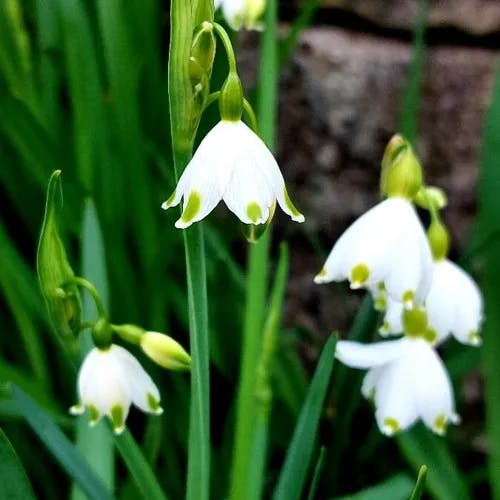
315;135;483;436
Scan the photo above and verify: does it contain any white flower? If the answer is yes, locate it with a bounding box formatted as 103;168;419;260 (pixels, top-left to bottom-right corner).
162;120;304;228
425;259;483;346
379;260;483;346
314;198;433;307
336;338;459;436
379;299;404;336
70;344;162;433
215;0;265;31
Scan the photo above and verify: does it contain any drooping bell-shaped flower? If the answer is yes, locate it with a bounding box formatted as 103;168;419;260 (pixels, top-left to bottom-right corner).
162;120;303;228
215;0;265;31
314;197;433;306
425;259;483;345
70;344;162;433
163;60;303;229
314;135;433;307
336;338;459;436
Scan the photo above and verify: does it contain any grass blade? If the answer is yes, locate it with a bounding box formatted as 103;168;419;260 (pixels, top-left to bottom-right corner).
334;474;414;500
71;199;114;499
273;335;337;500
6;385;113;500
476;62;500;500
409;465;428;500
396;425;470;500
0;428;36;499
306;447;326;500
114;430;168;500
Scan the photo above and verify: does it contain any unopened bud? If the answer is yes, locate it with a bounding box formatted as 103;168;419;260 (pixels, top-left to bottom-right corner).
427;219;450;261
37;171;81;352
191;22;216;76
140;332;191;371
380;135;423;201
219;72;243;122
414;186;448;211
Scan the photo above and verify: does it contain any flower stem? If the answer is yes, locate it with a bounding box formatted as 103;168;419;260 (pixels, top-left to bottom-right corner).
212;23;238;74
65;276;106;318
169;1;211;499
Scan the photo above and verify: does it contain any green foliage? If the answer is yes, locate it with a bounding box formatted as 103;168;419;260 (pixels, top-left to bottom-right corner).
0;0;493;498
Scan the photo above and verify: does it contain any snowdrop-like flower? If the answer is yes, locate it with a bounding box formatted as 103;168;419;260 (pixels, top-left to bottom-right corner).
336;338;459;436
162;120;304;228
215;0;265;31
379;260;483;346
70;344;162;433
425;259;483;346
314;197;433;306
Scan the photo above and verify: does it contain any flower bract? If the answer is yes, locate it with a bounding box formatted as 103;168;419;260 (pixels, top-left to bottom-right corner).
336;338;459;436
162;120;304;228
314;197;432;306
70;344;162;433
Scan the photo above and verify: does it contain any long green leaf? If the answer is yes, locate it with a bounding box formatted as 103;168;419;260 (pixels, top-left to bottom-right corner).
72;199;114;499
6;385;113;500
273;335;337;500
476;61;500;500
334;474;414;500
114;430;168;500
0;428;36;500
397;425;470;500
409;465;428;500
245;244;289;500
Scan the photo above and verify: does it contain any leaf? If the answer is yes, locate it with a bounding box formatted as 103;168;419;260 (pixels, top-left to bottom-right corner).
272;335;337;500
5;385;113;500
0;428;36;500
397;424;470;500
334;474;414;500
409;465;428;500
37;170;81;356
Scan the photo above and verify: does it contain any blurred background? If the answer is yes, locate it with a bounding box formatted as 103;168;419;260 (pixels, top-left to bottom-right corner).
0;0;498;498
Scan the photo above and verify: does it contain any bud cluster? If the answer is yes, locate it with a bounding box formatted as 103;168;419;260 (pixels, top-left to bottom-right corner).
38;172;191;433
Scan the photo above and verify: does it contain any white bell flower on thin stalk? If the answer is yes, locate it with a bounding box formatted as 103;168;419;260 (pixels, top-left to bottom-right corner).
162;119;304;228
314;197;433;307
70;344;163;434
336;338;459;436
215;0;265;31
425;259;483;346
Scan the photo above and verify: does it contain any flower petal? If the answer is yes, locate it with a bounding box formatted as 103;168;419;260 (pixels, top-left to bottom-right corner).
379;300;404;337
373;356;419;435
412;342;458;434
113;345;163;415
336;339;406;369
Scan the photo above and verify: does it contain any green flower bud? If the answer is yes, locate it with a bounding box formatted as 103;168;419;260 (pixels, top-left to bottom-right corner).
427;218;450;261
111;323;145;344
191;21;216;77
380;134;423;201
140;332;191;371
414;186;448;211
219;71;244;122
37;171;81;352
92;317;113;349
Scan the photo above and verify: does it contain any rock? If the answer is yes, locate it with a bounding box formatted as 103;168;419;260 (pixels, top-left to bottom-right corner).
320;0;500;36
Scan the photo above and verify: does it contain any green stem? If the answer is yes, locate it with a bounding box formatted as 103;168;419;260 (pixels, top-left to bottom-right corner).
213;23;238;74
65;276;106;318
168;2;211;499
243;99;258;133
